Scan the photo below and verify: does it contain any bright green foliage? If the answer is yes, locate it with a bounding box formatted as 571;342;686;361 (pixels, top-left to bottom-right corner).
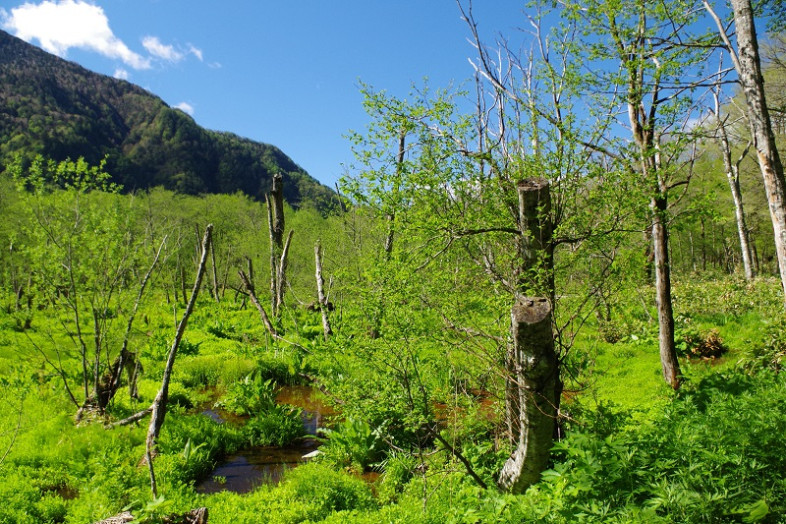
206;463;377;523
243;404;305;447
319;418;384;472
216;374;279;416
0;181;784;522
532;371;786;523
7;153;120;194
3;4;786;519
215;374;305;447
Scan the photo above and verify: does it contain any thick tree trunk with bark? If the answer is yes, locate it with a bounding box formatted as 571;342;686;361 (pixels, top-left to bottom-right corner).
651;196;681;389
498;297;560;493
267;173;289;317
731;0;786;296
500;179;560;493
270;173;285;247
708;0;786;301
515;179;554;299
507;179;554;441
277;230;294;311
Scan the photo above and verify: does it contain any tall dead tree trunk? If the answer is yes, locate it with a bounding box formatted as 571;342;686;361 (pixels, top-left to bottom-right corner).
146;224;211;498
277;230;294;311
266;195;277;315
712;62;755;280
500;179;560;493
314;241;332;340
210;235;220;303
507;179;555;442
706;0;786;303
515;179;555;300
267;173;287;317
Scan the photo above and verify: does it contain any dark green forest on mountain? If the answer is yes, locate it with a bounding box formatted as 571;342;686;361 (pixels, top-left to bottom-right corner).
0;29;335;209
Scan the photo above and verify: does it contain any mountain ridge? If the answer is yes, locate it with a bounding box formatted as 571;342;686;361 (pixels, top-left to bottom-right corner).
0;29;334;208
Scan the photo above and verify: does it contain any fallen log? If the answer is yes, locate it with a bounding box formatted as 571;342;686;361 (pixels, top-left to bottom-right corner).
93;507;208;524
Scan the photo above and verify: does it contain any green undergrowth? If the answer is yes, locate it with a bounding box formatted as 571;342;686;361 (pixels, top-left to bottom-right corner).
1;276;786;523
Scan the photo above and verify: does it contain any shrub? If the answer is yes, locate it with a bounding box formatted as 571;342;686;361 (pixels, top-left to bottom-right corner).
280;462;377;517
742;319;786;372
216;374;278;416
377;452;418;504
532;370;786;522
244;405;305;447
319;418;384;472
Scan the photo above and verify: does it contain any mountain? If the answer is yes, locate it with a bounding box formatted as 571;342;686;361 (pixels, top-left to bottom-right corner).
0;29;335;209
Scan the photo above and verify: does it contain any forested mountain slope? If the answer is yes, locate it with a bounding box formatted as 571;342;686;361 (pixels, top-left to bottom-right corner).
0;29;334;208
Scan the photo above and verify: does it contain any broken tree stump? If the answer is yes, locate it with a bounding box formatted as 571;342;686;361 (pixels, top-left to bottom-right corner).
498;297;560;494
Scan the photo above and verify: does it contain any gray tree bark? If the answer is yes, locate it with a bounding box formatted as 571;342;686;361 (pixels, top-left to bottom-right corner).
498;297;560;493
717;126;755;279
314;241;333;340
145;224;212;498
267;173;288;317
499;179;560;493
210;235;220;302
707;0;786;303
507;179;555;442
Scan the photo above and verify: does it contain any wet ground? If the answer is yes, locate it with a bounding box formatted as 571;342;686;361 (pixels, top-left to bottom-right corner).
195;384;335;494
195;438;321;494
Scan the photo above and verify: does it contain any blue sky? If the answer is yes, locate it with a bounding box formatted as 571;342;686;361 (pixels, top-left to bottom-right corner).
0;0;529;187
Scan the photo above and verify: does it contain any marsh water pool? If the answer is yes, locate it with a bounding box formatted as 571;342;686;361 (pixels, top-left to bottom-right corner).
195;385;335;494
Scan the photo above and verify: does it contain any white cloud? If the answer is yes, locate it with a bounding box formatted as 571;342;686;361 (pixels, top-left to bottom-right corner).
1;0;151;69
174;102;194;115
142;35;183;62
188;44;203;62
141;37;204;65
113;68;129;80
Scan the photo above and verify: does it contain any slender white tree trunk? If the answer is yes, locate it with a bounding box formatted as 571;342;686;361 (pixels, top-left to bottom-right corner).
731;0;786;295
708;0;786;301
146;225;212;498
314;241;332;340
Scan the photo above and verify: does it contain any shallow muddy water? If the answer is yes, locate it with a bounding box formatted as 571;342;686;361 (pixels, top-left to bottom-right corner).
276;384;336;435
195;384;335;494
195;438;321;494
